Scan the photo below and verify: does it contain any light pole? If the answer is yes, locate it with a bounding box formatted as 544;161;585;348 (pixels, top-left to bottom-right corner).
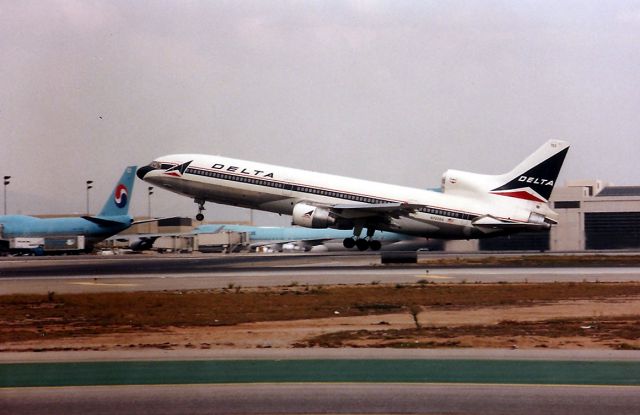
147;186;154;233
86;180;93;215
3;176;10;215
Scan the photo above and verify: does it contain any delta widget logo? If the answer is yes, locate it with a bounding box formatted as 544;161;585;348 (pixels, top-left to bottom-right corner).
114;184;128;208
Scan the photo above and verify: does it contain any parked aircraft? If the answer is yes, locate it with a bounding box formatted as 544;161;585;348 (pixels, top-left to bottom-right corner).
137;140;569;250
0;166;141;254
194;224;421;251
124;224;427;252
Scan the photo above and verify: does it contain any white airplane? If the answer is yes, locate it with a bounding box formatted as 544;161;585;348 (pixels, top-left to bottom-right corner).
137;140;569;251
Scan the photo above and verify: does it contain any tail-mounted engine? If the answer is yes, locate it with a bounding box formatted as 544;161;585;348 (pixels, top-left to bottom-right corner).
441;169;496;196
292;203;337;228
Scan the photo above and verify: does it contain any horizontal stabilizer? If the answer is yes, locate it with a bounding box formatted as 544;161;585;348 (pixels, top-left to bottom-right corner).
132;217;172;225
82;216;132;227
471;215;550;233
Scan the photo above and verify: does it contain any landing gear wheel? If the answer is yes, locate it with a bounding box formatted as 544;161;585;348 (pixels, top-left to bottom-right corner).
343;238;356;249
369;240;382;251
194;198;206;221
355;239;369;251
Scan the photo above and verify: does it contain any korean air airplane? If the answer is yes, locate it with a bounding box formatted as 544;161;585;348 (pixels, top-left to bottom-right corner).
0;166;138;253
137;140;569;251
125;224;422;252
194;224;419;252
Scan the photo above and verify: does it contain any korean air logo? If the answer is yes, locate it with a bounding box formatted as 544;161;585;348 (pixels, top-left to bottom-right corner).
114;184;128;208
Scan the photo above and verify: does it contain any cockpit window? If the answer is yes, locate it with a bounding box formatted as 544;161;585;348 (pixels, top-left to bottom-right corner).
150;161;161;169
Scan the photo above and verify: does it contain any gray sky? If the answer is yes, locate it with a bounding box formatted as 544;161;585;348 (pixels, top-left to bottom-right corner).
2;1;639;224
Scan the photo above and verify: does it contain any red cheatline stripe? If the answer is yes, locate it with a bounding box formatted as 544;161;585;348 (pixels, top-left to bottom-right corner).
490;190;545;203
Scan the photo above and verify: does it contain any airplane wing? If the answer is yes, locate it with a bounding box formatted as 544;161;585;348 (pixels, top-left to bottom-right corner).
250;238;337;252
131;217;173;225
330;202;420;220
83;216;169;227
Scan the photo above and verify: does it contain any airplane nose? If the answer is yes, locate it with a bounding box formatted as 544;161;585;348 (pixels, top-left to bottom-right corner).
136;165;154;180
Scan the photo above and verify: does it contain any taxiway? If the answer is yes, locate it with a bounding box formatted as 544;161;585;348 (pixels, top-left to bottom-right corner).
2;253;640;294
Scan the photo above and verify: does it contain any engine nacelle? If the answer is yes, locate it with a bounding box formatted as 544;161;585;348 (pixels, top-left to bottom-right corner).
292;203;337;229
130;238;156;251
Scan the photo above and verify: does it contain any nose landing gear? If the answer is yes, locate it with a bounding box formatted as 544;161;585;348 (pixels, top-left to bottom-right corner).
195;199;205;221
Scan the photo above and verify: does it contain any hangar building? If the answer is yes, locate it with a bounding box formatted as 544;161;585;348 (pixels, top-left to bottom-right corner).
448;180;640;252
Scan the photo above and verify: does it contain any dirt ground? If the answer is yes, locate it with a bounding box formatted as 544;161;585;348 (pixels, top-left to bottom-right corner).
2;283;640;352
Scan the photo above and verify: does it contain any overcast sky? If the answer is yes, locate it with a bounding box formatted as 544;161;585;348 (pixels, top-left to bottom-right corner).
2;1;639;224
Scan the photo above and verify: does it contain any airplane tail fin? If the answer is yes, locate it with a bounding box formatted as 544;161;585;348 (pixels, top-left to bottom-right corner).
441;140;570;204
97;166;137;217
489;140;570;203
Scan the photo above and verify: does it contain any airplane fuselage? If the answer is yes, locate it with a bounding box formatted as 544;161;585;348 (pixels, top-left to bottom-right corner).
0;215;133;248
195;224;415;242
139;154;555;240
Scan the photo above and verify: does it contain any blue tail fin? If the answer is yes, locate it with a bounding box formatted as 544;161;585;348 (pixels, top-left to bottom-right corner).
98;166;137;217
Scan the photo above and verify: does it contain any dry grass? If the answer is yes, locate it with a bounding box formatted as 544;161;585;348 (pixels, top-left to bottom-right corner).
298;316;640;349
3;282;640;344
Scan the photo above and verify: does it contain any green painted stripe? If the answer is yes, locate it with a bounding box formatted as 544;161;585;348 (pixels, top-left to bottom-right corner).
1;360;639;388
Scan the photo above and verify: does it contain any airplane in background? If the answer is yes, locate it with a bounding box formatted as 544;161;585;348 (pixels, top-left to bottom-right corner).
0;166;145;254
124;224;432;252
137;140;570;251
196;224;429;252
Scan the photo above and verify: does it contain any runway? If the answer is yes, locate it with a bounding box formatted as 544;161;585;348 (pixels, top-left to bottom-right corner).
2;351;640;415
2;253;640;294
4;383;640;415
3;253;640;414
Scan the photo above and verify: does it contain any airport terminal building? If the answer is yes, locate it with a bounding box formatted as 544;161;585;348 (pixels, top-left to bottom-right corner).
449;180;640;252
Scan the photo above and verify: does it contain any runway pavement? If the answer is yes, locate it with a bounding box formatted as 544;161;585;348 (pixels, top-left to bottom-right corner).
3;383;640;415
3;253;640;414
2;253;640;294
2;351;640;415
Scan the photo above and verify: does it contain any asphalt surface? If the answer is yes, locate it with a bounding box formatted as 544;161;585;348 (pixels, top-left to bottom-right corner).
3;253;640;414
2;253;640;294
3;383;640;415
0;384;640;415
3;352;640;414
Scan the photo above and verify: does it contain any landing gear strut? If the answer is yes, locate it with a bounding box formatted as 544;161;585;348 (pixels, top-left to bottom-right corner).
195;199;205;221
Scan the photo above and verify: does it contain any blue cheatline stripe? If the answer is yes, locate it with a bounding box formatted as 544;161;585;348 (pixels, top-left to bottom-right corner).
1;360;640;388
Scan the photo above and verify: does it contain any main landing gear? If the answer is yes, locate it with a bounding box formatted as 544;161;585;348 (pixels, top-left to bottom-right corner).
195;199;206;221
342;226;382;251
342;237;382;251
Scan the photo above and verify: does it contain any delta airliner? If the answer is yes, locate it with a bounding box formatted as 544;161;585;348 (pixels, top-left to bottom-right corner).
137;140;569;250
